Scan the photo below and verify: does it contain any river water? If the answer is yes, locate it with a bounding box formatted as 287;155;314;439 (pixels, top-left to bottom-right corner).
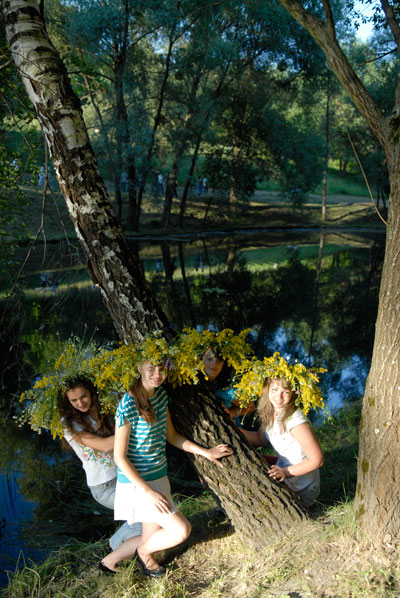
0;229;384;585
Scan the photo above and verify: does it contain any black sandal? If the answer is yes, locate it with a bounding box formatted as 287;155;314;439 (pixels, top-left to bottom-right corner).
99;560;117;576
135;550;166;578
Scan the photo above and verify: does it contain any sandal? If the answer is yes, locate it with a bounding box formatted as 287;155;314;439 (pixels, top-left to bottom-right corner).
99;560;117;576
135;550;166;578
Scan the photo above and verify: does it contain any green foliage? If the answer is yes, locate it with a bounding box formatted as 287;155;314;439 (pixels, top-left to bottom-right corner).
318;400;361;503
204;153;260;201
0;150;31;281
264;110;325;205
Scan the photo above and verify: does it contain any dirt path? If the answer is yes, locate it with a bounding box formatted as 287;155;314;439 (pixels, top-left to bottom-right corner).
250;189;372;205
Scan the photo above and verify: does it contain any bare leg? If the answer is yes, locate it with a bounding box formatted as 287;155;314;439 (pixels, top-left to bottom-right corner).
138;513;191;570
102;533;143;571
101;513;191;572
137;522;162;570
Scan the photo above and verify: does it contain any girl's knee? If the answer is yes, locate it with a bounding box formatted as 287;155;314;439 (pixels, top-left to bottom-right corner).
181;517;191;541
174;515;191;543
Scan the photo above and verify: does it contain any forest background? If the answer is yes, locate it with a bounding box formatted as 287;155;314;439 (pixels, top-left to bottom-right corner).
0;0;398;596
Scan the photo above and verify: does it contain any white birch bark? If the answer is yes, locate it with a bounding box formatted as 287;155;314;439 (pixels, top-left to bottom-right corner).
2;0;169;342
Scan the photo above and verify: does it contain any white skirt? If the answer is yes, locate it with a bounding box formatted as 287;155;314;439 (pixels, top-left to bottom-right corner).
114;475;177;525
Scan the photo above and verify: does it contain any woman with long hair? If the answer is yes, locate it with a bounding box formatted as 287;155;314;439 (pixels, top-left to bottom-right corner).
61;375;141;550
241;377;324;506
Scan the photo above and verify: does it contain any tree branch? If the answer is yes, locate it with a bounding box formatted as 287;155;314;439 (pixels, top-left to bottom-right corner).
380;0;400;109
277;0;389;154
380;0;400;51
321;0;336;39
359;47;397;65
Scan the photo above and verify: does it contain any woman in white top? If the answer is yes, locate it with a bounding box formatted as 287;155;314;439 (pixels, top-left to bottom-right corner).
61;376;141;549
241;377;324;506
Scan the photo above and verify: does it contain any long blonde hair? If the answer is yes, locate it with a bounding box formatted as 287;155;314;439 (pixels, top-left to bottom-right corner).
258;378;297;433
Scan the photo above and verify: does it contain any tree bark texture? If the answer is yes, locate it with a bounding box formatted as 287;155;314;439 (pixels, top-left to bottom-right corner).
354;158;400;547
3;0;307;546
276;0;400;547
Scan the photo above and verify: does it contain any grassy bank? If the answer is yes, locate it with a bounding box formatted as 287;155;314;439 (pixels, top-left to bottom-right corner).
3;402;399;598
257;169;372;198
5;503;399;598
4;181;385;250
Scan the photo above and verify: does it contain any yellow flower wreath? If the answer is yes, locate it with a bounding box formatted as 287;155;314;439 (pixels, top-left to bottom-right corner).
18;331;326;439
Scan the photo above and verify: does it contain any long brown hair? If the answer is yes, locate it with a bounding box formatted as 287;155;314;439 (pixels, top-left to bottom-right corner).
60;376;114;444
129;367;158;424
258;378;297;433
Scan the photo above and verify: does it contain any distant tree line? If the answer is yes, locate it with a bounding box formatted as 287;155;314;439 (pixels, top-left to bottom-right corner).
1;0;393;231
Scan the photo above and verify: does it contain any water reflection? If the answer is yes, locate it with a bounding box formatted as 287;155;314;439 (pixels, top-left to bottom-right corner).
0;230;384;583
0;423;115;585
0;471;42;586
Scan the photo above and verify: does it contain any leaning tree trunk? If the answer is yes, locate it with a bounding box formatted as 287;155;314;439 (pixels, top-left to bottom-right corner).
168;384;305;543
3;0;307;547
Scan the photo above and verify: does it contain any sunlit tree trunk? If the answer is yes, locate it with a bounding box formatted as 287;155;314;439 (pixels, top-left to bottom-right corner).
3;0;307;547
308;233;324;359
178;67;230;226
162;163;178;229
229;146;241;207
179;134;202;226
355;157;400;546
160;241;181;328
162;71;202;229
277;0;399;545
113;48;137;227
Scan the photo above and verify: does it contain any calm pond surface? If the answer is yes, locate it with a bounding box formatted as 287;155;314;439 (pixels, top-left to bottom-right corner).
0;229;384;585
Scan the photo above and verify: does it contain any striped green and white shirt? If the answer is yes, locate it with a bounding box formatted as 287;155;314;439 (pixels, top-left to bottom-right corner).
116;387;168;482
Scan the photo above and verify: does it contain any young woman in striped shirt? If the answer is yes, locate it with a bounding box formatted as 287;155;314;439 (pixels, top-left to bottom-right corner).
99;361;233;578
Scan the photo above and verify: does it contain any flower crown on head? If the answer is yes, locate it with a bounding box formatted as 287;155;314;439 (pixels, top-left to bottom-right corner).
19;330;325;440
173;327;253;381
18;329;253;438
87;332;176;396
17;336;110;439
89;328;253;391
233;352;327;414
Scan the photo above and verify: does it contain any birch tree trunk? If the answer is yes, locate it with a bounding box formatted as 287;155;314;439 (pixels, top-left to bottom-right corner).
2;0;306;548
276;0;400;546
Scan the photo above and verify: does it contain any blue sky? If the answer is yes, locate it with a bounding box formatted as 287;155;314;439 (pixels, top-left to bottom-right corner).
354;1;377;40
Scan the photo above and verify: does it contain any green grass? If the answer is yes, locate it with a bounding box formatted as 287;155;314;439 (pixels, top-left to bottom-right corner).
3;176;379;251
257;170;370;198
312;173;370;198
